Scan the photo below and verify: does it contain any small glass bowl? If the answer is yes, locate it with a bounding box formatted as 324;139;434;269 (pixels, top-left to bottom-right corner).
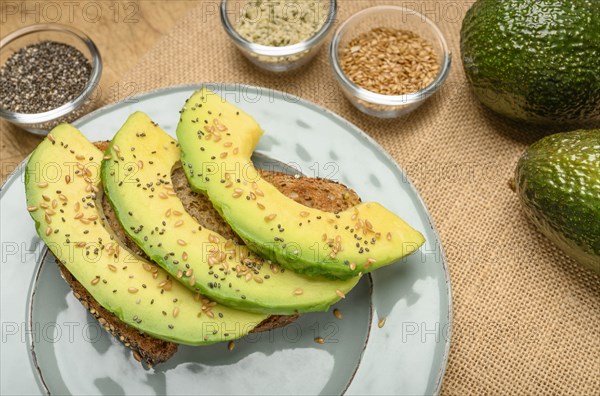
220;0;336;72
329;6;451;118
0;24;102;135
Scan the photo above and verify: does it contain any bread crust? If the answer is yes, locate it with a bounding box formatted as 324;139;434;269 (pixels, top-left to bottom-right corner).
56;142;361;366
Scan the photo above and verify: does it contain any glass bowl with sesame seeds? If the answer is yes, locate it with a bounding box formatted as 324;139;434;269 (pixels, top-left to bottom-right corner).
329;6;451;118
220;0;336;72
0;24;102;135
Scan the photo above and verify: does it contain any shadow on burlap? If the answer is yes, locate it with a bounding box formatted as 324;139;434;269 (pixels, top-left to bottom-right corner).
112;1;600;394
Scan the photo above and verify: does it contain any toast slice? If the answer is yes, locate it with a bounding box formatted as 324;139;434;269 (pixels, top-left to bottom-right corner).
56;142;361;366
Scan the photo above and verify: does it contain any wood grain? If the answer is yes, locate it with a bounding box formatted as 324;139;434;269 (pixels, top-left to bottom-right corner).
0;0;196;182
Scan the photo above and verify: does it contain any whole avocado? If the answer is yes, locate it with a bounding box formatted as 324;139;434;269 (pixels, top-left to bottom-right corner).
515;130;600;274
461;0;600;124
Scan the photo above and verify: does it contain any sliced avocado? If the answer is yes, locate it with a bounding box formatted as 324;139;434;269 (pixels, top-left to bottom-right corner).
515;129;600;273
25;124;267;345
101;112;359;314
176;89;426;279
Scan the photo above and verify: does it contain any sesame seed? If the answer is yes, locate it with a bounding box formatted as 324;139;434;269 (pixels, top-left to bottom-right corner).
37;182;48;188
257;202;265;210
173;307;180;318
128;287;139;293
174;220;184;227
264;213;277;221
228;341;235;351
378;318;386;328
314;337;325;345
177;239;187;246
42;194;50;201
293;288;304;295
27;206;38;212
335;289;346;299
45;226;52;236
299;211;309;217
108;264;117;272
349;262;357;271
91;277;100;285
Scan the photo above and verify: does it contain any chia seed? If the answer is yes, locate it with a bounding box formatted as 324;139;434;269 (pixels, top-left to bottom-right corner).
0;41;91;113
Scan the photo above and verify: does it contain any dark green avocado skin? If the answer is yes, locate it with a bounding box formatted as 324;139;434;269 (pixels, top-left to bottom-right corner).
461;0;600;124
515;130;600;273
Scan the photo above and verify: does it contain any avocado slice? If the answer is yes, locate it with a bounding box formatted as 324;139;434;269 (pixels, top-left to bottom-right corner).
461;0;600;124
101;112;360;314
515;129;600;273
176;89;426;279
25;124;268;345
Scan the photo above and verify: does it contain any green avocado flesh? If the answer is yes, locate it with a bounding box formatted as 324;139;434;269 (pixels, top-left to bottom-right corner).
25;124;267;345
101;112;359;314
176;89;426;279
461;0;600;124
515;129;600;273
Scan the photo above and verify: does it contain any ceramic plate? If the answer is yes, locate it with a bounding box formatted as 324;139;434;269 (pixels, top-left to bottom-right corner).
0;84;451;395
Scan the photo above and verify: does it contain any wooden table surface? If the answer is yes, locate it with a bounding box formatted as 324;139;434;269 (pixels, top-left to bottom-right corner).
1;1;197;183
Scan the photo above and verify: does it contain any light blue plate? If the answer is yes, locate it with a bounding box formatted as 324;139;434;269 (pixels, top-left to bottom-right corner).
0;84;451;395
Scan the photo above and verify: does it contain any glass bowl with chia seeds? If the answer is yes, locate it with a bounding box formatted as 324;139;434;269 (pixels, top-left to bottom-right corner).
220;0;336;72
0;24;102;135
329;6;451;118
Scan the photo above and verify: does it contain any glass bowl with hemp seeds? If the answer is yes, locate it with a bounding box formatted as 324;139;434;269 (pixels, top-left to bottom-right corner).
0;24;102;135
220;0;336;72
329;6;451;118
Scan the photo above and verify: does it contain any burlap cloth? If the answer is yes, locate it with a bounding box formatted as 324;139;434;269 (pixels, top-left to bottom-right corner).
111;1;599;394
